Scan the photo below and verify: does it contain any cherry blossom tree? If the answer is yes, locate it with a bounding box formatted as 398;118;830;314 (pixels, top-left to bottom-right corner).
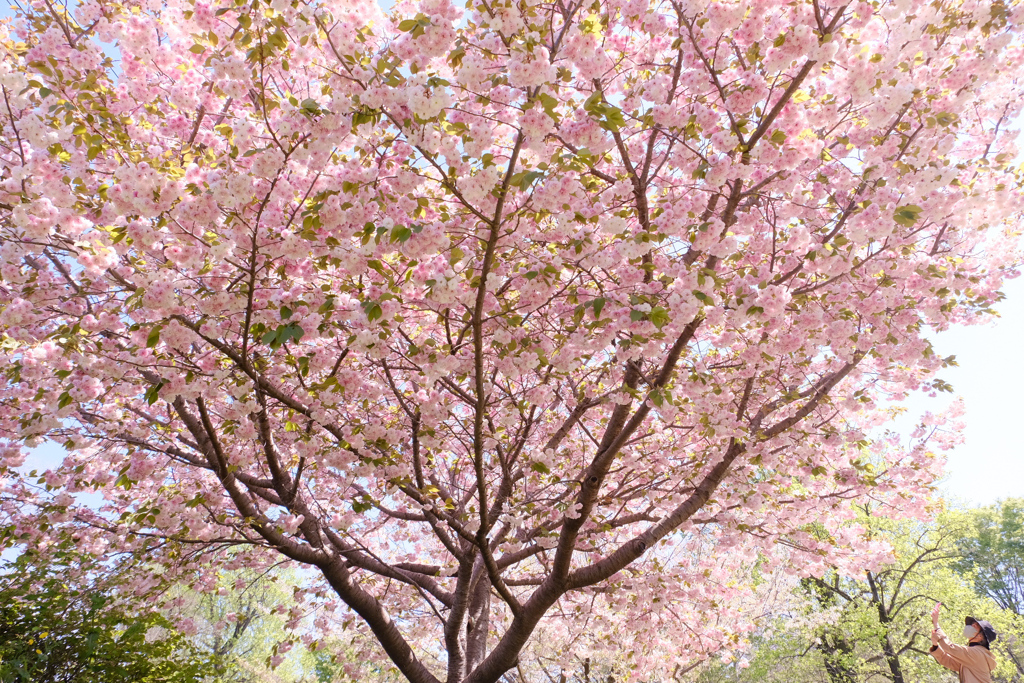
1;0;1023;680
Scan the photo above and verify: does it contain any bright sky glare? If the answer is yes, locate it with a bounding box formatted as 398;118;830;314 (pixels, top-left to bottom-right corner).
910;276;1024;506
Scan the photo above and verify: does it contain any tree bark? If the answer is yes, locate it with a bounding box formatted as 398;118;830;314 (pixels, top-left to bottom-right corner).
466;575;491;672
819;630;858;683
866;571;904;683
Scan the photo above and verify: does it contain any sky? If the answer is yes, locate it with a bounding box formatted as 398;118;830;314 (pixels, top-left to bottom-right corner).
905;276;1024;505
3;0;1024;509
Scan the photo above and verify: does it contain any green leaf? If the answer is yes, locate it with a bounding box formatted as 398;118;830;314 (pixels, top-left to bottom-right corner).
592;297;606;318
280;323;304;344
361;300;383;322
268;29;287;49
57;391;73;409
146;325;162;349
184;493;206;508
261;323;304;349
893;204;923;227
583;91;603;115
516;170;545;190
600;105;626;132
189;44;206;54
649;306;669;329
537;92;560;121
318;296;336;314
144;381;165;405
390;226;413;243
447;46;466;68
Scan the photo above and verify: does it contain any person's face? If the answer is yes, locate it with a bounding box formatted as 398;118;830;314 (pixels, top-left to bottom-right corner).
964;623;983;643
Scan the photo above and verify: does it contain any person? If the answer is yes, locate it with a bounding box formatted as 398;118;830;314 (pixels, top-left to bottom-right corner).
929;602;997;683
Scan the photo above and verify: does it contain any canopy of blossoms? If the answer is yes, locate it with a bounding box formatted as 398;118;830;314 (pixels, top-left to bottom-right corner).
1;0;1022;680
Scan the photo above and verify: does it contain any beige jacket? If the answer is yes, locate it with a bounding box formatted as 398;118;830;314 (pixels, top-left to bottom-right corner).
930;627;997;683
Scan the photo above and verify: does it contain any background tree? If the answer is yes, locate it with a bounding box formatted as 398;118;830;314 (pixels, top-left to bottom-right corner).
958;498;1024;678
800;575;859;683
684;508;1024;683
799;511;974;683
170;564;321;683
0;523;403;683
0;531;209;683
168;563;405;683
2;0;1023;681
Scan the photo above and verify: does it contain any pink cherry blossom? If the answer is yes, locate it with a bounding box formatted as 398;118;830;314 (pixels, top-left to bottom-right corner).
1;0;1022;681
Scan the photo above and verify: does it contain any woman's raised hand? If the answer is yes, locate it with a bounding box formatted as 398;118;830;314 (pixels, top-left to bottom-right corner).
931;602;942;628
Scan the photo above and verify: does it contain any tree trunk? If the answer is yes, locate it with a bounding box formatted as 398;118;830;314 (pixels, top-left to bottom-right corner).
818;629;858;683
866;571;904;683
466;575;491;673
878;632;905;683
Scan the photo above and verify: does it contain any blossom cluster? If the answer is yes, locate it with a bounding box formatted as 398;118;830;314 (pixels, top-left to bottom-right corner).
0;0;1022;680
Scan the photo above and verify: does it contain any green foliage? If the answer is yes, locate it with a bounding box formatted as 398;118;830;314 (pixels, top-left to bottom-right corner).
957;498;1024;616
893;204;924;227
168;564;402;683
680;507;1024;683
177;567;304;682
957;499;1024;679
261;323;306;350
0;543;396;683
0;541;209;683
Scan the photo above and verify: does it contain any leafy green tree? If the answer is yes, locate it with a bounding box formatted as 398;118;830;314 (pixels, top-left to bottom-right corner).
168;564;403;683
800;577;859;683
680;508;1024;683
957;499;1024;615
0;538;209;683
180;567;290;682
958;499;1024;678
